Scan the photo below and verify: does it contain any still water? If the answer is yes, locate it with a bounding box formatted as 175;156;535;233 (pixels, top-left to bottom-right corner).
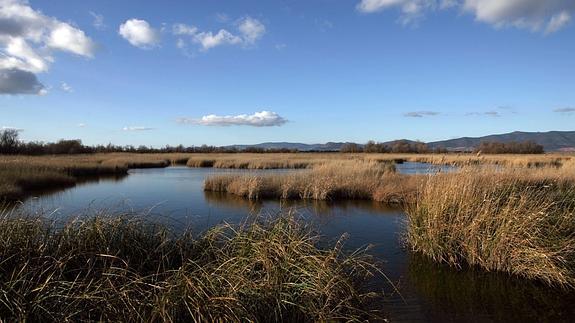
19;163;575;322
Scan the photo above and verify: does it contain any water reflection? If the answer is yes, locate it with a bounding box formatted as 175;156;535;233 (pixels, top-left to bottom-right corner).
406;254;575;322
14;166;575;322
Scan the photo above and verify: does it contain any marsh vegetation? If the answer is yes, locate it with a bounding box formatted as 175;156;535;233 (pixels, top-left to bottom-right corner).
0;210;384;321
2;151;575;319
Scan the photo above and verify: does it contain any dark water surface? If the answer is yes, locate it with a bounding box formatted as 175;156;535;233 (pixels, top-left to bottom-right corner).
18;165;575;322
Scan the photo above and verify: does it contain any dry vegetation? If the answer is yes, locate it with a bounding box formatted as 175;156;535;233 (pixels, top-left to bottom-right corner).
0;154;191;200
3;152;575;289
204;160;421;204
0;210;385;322
407;167;575;288
185;152;572;169
202;153;575;288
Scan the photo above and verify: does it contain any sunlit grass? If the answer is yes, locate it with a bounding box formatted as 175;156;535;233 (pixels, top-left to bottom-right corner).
0;209;386;322
203;160;420;204
406;167;575;288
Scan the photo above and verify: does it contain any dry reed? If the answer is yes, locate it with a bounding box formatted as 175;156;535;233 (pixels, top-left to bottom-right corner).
0;209;386;322
406;167;575;287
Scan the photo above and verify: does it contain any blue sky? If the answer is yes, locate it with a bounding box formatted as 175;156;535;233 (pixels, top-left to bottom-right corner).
1;0;574;147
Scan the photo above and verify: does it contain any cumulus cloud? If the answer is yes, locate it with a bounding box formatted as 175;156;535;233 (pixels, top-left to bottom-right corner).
193;30;242;50
0;68;45;94
77;123;86;127
357;0;574;33
553;107;575;113
123;126;155;131
463;0;575;33
404;110;440;117
118;19;160;49
172;16;266;51
0;0;96;95
177;111;287;127
48;23;96;57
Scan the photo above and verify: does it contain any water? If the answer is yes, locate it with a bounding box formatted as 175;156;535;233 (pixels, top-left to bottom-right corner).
18;165;575;322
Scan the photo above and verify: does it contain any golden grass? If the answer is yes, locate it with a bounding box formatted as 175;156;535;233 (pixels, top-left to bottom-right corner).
185;152;574;169
0;210;386;321
0;153;193;200
406;167;575;288
364;153;571;168
204;156;575;287
186;153;342;169
204;160;421;204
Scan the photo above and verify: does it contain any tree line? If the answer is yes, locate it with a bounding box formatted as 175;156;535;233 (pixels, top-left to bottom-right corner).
340;140;448;154
0;129;298;155
0;129;545;155
474;141;544;154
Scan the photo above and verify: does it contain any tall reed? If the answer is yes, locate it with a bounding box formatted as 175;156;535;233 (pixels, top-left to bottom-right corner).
406;168;575;287
0;209;386;322
203;161;419;204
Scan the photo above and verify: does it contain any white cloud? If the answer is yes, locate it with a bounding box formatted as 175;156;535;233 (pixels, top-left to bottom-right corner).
357;0;436;25
89;11;105;31
178;111;288;127
173;23;197;36
77;123;86;127
48;22;96;57
3;37;50;73
173;17;266;52
61;81;72;92
546;10;571;34
463;0;575;33
118;19;160;49
0;0;96;95
123;126;155;131
238;17;266;44
193;29;242;50
357;0;574;33
404;111;440;117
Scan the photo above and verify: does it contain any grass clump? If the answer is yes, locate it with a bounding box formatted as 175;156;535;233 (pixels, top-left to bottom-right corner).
204;160;420;204
0;210;385;322
406;168;575;288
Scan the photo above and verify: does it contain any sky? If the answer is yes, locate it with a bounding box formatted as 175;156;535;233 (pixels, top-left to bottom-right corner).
0;0;574;147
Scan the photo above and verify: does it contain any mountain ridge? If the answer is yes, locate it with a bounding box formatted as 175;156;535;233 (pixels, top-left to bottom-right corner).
225;131;575;152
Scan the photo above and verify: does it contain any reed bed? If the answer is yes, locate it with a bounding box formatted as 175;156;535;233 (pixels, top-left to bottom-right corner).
406;167;575;288
0;210;385;322
205;157;575;287
184;152;573;170
2;152;572;201
0;154;189;200
365;153;571;168
204;161;421;204
186;153;342;169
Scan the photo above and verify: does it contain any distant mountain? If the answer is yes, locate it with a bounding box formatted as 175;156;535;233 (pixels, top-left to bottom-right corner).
428;131;575;152
227;131;575;152
225;142;354;151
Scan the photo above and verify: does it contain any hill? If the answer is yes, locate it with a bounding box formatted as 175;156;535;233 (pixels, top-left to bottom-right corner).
428;131;575;152
226;131;575;152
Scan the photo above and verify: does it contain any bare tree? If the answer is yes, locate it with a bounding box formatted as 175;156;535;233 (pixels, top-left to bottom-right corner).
0;129;20;154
